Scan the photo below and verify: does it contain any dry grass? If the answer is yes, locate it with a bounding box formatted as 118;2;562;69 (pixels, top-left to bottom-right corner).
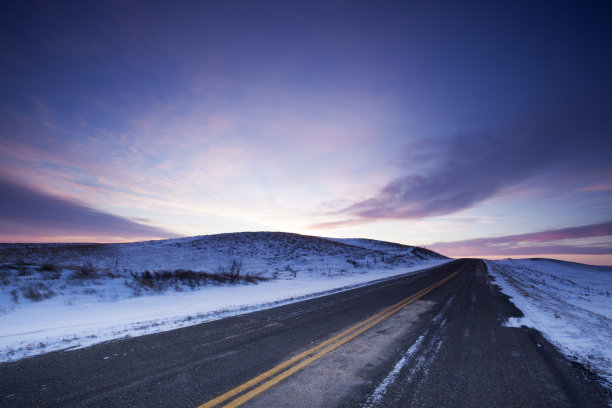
130;261;268;292
21;283;55;302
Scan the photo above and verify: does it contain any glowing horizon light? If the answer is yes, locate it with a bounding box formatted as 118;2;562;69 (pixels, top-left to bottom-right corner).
0;2;610;265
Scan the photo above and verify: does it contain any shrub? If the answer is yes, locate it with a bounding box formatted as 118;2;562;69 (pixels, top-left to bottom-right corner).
21;284;55;301
129;261;267;292
346;259;359;268
40;263;59;272
17;266;32;276
0;267;10;282
72;261;97;279
40;263;62;280
245;273;270;283
216;259;243;283
131;269;210;291
229;259;242;281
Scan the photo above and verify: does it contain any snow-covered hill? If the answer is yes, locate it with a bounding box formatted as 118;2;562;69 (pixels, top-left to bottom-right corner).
486;258;612;387
0;232;448;361
0;232;445;276
326;237;443;260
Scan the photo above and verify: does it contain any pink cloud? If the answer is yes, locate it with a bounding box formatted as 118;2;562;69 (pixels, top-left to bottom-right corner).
330;110;612;225
308;218;369;230
429;221;612;257
0;177;178;242
578;181;612;192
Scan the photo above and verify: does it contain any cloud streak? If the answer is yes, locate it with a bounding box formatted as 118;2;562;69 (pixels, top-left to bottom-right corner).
333;109;611;225
429;221;612;257
0;178;177;242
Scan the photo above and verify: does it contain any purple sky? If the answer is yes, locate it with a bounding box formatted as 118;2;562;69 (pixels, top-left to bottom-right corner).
429;221;612;259
1;1;611;264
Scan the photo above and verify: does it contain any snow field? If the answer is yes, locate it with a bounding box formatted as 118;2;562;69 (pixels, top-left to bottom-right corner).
0;232;448;362
486;259;612;387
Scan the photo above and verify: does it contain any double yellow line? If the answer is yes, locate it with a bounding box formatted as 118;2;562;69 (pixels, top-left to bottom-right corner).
199;262;468;408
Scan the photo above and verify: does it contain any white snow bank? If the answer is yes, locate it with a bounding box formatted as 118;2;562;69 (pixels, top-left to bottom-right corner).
486;258;612;387
0;259;448;362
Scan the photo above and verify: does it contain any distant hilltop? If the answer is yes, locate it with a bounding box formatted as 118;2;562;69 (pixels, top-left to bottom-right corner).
0;231;447;276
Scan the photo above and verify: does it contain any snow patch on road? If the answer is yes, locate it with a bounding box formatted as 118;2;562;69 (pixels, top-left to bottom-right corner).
486;259;612;387
365;295;454;406
365;335;426;407
432;295;454;325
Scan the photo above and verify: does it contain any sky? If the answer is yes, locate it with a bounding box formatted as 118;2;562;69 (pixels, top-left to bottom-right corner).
1;0;611;264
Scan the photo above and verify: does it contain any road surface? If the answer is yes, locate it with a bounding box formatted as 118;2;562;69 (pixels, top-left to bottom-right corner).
0;259;609;407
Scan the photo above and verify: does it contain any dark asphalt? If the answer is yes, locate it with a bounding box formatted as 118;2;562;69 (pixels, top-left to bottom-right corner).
346;260;610;408
0;260;609;407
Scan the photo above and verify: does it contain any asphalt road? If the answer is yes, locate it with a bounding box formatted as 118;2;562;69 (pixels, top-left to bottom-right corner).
0;260;609;407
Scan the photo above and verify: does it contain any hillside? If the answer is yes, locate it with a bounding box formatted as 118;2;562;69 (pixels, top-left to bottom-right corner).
0;232;446;276
0;232;448;362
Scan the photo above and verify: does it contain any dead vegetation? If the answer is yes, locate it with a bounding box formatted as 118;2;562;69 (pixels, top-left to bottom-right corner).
129;260;268;292
71;262;97;279
21;283;55;302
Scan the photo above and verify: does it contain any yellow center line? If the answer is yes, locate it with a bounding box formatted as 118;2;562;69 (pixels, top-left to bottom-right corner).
198;261;468;408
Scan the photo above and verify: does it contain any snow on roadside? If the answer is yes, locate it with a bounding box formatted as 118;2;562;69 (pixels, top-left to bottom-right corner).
0;260;448;362
486;258;612;387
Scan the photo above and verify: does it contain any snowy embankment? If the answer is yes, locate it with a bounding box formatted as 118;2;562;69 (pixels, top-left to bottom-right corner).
486;259;612;387
0;232;448;362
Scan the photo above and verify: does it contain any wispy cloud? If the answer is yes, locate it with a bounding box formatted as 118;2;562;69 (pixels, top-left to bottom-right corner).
332;109;612;224
2;1;611;244
308;218;366;230
0;178;178;242
429;221;612;257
